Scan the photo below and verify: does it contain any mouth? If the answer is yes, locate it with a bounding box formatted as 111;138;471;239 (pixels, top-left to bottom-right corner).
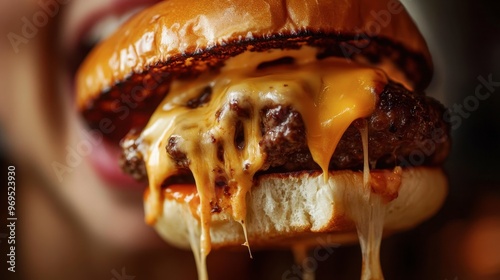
87;137;146;189
67;0;161;78
67;0;161;189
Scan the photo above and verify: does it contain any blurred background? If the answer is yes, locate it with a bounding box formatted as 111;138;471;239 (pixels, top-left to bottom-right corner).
0;0;499;279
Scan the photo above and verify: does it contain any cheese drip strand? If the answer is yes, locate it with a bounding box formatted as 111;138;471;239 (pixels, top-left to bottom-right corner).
358;122;385;280
292;244;316;280
139;47;387;279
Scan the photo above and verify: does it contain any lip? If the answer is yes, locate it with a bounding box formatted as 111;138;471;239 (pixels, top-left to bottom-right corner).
71;0;161;52
71;0;161;190
87;137;147;190
66;0;162;95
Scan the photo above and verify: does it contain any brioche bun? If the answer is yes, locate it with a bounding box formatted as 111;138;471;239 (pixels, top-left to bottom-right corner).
77;0;432;114
149;167;447;249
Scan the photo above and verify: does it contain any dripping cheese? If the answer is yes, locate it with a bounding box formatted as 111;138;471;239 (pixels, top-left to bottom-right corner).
137;46;388;277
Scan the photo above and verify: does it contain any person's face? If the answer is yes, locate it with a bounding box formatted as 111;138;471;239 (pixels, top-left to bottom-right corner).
0;0;168;250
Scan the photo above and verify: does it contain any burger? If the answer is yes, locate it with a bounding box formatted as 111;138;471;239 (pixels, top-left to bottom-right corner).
76;0;450;279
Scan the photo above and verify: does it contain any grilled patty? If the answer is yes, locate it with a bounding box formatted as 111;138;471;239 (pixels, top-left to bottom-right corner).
120;82;450;181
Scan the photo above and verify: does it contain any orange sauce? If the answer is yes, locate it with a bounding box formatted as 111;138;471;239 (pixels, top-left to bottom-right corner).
163;184;200;215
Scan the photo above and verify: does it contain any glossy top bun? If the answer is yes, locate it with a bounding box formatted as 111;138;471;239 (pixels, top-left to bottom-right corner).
77;0;432;112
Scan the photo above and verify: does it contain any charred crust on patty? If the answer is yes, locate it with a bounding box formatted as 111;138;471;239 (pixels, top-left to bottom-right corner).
119;129;147;181
166;135;190;168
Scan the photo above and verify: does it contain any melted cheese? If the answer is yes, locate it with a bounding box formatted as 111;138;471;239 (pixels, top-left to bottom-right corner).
138;46;388;279
184;203;208;280
357;122;385;280
292;244;315;280
348;124;401;280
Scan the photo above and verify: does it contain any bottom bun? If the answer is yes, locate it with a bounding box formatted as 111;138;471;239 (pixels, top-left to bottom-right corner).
147;167;447;249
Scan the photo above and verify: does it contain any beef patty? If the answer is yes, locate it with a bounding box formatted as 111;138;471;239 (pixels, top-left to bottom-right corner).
120;82;450;182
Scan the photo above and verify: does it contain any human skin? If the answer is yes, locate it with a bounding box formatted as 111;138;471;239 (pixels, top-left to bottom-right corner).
2;0;166;251
0;1;252;279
